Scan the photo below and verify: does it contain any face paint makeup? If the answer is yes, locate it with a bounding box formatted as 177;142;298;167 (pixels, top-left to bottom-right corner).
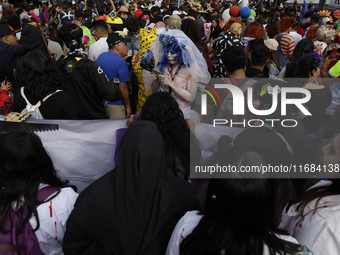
166;50;179;64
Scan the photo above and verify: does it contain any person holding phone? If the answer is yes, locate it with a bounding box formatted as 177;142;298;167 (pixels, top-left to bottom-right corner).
149;29;210;118
0;79;13;116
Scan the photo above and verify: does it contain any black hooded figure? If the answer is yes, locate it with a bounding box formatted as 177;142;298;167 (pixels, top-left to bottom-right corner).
63;121;199;255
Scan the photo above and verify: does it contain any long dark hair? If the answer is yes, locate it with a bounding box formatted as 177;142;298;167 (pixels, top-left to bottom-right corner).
0;131;76;234
293;179;340;218
285;55;318;79
288;38;314;64
140;92;190;179
22;50;63;99
180;152;302;255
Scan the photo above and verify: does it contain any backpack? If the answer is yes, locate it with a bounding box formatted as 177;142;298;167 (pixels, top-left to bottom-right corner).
0;186;61;255
20;87;62;119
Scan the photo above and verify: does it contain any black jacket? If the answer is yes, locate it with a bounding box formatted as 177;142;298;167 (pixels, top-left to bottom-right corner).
57;55;121;120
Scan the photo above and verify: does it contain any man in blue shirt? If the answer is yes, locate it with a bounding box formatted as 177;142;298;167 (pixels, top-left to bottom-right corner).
0;25;24;90
96;33;132;118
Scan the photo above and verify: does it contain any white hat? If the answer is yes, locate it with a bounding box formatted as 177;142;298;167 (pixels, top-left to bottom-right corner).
172;10;180;15
265;39;279;51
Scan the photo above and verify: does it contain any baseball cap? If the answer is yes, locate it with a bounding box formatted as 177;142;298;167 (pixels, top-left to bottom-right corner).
0;25;20;38
107;33;131;48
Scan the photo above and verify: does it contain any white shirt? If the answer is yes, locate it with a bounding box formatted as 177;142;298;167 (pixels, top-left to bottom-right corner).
166;210;301;255
289;32;302;45
281;181;340;255
88;37;108;62
28;185;78;255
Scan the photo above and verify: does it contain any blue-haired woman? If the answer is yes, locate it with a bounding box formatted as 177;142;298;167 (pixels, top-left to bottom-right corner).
149;29;211;118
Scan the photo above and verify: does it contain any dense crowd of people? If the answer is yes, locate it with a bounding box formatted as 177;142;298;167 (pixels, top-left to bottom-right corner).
1;0;340;254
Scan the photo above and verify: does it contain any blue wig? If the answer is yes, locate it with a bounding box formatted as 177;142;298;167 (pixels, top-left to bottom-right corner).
157;34;185;74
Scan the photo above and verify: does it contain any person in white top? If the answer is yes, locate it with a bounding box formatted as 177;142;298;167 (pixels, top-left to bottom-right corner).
166;152;302;255
0;130;78;255
88;20;109;62
281;133;340;255
290;23;303;46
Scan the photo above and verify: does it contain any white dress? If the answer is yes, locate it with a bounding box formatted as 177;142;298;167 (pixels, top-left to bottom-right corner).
281;180;340;255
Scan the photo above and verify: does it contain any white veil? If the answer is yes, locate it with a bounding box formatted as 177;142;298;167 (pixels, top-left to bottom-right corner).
144;28;211;92
149;28;211;80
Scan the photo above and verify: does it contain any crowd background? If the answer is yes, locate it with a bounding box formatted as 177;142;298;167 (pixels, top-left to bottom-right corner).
1;0;340;254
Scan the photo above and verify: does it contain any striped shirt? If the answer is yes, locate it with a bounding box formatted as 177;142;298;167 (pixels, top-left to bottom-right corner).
275;33;295;59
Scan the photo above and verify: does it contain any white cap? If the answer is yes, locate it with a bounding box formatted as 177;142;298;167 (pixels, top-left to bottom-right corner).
172;10;180;15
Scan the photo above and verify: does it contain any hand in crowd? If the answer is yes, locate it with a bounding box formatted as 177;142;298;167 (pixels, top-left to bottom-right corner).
158;72;174;88
49;50;57;59
150;71;159;81
185;118;196;134
126;114;135;128
1;81;12;91
324;53;340;67
125;107;132;118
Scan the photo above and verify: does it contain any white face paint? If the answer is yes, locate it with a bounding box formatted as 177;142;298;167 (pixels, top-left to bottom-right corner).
166;50;179;64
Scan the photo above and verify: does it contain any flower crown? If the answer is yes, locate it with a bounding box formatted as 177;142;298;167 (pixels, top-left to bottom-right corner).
159;34;187;51
159;34;177;46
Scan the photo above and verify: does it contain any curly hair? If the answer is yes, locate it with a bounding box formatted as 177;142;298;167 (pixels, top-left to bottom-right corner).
0;131;75;234
305;25;320;41
277;17;296;33
21;50;63;100
140;92;190;179
169;14;182;29
244;22;265;39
